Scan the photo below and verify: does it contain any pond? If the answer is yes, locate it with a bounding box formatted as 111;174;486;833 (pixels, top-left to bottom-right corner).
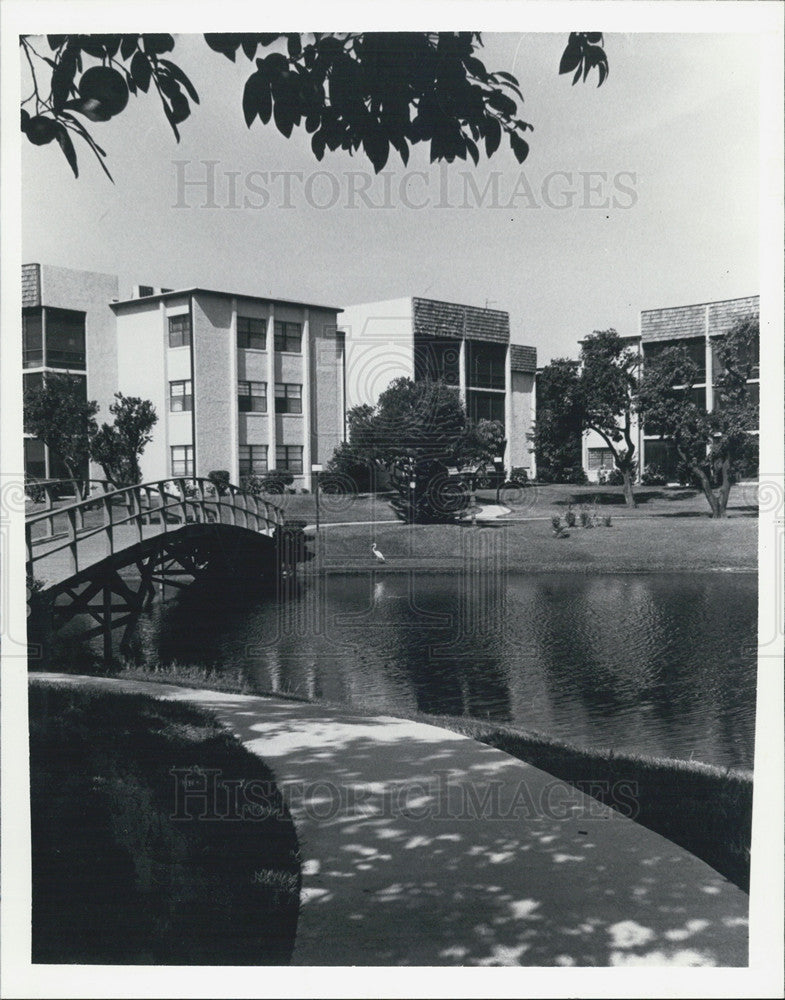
136;571;757;770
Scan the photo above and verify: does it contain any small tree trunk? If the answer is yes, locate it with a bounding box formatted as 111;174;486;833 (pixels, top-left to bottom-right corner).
695;467;720;517
717;457;732;517
622;469;637;508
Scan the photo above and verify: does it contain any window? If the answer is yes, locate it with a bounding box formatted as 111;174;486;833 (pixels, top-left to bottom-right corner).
24;438;47;480
275;383;302;414
237;316;266;350
238;380;267;413
274;320;302;353
168;314;191;348
414;338;460;386
644;337;705;382
45;308;86;369
467;341;506;390
588;447;615;472
276;446;303;474
23;309;43;368
239;445;268;477
170;445;194;476
467;390;504;425
169;380;193;412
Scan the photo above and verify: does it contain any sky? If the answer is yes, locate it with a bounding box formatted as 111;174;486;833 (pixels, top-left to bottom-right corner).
21;31;761;364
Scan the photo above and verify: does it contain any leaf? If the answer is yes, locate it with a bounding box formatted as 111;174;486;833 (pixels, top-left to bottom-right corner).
559;38;582;75
54;122;79;177
203;34;240;60
362;126;389;172
287;33;302;59
130;51;151;92
465;135;479;165
509;131;529;164
484;116;501;157
242;70;271;126
311;128;327;161
241;36;259;60
158;58;199;103
572;66;582;86
51;49;77;111
487;89;517;118
120;35;139;60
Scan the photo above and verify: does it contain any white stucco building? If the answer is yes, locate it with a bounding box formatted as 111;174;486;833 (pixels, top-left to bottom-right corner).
340;296;537;476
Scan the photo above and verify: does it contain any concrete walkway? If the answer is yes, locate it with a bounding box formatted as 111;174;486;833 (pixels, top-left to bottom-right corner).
31;673;749;967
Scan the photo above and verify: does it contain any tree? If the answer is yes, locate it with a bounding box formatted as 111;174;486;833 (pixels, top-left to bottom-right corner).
637;316;759;518
579;330;640;507
90;393;157;487
23;373;98;494
334;377;505;521
20;32;608;180
459;418;506;470
532;358;585;483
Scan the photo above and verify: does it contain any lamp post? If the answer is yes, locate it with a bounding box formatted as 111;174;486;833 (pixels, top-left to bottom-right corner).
312;464;323;531
409;479;417;526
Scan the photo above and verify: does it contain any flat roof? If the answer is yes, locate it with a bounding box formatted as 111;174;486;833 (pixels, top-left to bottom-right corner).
110;287;343;313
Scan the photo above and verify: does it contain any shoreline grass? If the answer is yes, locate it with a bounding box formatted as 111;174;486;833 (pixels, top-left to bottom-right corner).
102;660;752;893
29;683;302;965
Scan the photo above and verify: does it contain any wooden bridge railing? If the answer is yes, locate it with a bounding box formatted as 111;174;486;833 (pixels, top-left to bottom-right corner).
25;477;285;582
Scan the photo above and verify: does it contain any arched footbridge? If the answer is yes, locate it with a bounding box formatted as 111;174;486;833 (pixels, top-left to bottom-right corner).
26;478;300;661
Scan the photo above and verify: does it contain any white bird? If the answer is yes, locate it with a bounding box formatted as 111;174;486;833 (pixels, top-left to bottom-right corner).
371;542;386;564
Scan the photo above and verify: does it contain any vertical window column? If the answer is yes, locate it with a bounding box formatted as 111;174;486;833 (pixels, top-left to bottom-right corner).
704;305;714;413
302;309;312;487
266;306;276;472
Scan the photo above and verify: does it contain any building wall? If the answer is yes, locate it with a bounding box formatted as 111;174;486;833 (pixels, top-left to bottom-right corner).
192;293;234;478
508;370;535;471
115;300;173;482
341;298;415;410
39;264;119;419
639;296;759;480
23;263;119;483
309;306;344;467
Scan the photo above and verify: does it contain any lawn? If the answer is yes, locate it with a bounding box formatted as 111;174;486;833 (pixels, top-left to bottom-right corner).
304;513;757;574
29;683;301;965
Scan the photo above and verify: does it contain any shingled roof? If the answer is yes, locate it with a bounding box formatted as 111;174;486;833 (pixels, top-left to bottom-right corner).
510;344;537;373
413;297;509;345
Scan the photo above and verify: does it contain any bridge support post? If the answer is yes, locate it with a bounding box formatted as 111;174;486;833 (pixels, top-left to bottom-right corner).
103;585;113;663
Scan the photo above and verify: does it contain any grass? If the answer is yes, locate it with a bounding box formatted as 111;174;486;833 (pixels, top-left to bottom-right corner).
29;683;302;965
97;665;753;893
409;711;753;893
305;515;756;573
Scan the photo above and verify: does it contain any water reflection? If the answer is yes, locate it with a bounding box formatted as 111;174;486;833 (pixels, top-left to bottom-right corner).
135;571;757;769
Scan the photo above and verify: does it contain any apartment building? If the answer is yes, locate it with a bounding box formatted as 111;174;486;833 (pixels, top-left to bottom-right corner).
639;295;759;481
339;296;537;476
22;265;344;490
22;263;119;481
110;287;344;490
579;295;760;483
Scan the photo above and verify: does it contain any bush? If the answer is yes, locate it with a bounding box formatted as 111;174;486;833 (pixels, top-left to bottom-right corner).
603;514;612;527
537;465;588;485
325;443;382;493
580;510;593;528
641;463;668;486
565;504;576;528
598;466;636;487
207;470;231;495
241;471;295;496
25;479;47;504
